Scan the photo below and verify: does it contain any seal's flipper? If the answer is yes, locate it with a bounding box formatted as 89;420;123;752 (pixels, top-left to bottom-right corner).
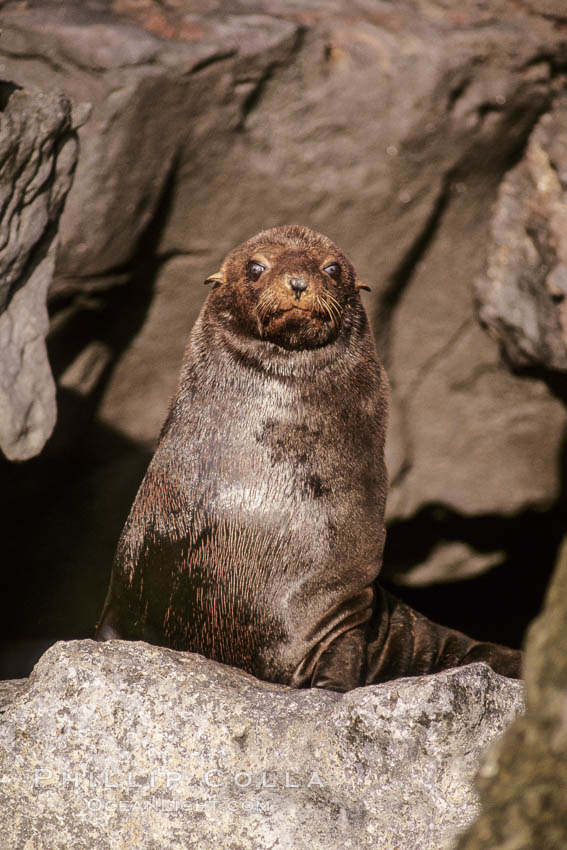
365;587;522;682
309;627;367;693
95;619;123;642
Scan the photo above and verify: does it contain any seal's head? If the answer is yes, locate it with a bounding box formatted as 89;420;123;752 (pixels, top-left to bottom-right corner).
205;225;370;350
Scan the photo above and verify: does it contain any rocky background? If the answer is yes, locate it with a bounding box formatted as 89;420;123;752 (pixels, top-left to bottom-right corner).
1;0;567;677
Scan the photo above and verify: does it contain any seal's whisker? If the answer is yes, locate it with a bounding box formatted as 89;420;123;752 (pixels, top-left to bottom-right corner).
318;295;332;323
317;295;333;325
329;296;343;325
320;293;340;326
326;292;342;315
257;289;278;322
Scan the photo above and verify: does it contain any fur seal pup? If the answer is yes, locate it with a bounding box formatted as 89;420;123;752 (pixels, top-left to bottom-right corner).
97;225;521;689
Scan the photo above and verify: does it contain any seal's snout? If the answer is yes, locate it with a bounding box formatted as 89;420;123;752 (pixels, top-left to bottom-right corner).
288;275;309;299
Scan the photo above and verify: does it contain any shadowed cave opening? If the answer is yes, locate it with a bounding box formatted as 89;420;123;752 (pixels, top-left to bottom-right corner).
383;504;564;650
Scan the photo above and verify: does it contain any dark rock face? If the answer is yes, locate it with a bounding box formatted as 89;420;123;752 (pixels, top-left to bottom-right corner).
1;0;567;648
457;538;567;850
0;84;79;461
0;642;524;849
476;97;567;373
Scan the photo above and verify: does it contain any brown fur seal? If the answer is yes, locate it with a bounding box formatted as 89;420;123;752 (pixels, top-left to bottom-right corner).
97;225;521;689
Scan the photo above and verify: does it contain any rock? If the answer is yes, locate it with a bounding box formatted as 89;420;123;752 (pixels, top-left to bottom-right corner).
94;254;206;444
0;679;26;712
0;83;80;461
388;306;567;520
0;641;523;850
1;2;299;283
476;97;567;372
457;536;567;850
396;541;505;587
384;134;567;522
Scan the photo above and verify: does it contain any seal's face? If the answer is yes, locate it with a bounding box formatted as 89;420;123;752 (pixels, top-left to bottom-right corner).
207;225;369;351
243;244;348;349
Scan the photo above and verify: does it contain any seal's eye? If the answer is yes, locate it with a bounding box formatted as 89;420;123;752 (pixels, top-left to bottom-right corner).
323;263;341;281
247;261;266;281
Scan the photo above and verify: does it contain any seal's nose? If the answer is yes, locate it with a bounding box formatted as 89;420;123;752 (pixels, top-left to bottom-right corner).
289;276;308;299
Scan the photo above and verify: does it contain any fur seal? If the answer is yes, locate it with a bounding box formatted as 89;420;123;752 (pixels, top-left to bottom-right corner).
97;225;521;689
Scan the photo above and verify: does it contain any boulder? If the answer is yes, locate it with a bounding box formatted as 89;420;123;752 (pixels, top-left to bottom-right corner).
0;83;80;461
476;97;567;372
457;537;567;849
0;641;523;850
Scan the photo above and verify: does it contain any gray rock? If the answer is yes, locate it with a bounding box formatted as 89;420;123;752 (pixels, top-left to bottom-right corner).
1;3;298;281
0;679;26;713
0;641;523;850
93;254;205;444
476;97;567;372
456;537;567;850
0;84;79;460
396;541;505;587
388;312;567;521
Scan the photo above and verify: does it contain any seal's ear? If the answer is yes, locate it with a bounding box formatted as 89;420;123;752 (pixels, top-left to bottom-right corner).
356;281;372;292
204;273;224;289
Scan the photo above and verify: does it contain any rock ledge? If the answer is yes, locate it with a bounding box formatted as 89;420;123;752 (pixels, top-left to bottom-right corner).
0;640;523;850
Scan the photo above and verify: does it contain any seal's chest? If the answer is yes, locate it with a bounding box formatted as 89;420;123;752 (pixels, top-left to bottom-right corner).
196;413;337;550
255;418;323;465
211;420;331;516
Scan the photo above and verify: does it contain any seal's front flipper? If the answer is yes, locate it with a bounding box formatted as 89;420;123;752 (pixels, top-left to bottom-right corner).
95;601;161;645
95;603;125;641
95;621;123;641
365;586;522;683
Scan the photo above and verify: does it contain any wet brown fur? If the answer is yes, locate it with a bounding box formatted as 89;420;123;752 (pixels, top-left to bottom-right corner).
97;225;522;689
